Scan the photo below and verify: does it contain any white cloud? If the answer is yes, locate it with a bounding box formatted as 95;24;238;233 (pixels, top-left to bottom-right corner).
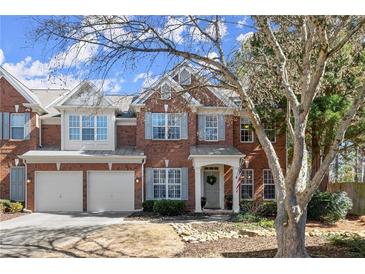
1;49;121;93
237;16;250;28
190;19;228;42
207;52;219;60
0;49;4;65
134;72;158;88
236;32;254;43
162;17;186;44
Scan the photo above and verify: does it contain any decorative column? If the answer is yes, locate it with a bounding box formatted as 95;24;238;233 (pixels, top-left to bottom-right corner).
232;166;240;213
194;166;202;212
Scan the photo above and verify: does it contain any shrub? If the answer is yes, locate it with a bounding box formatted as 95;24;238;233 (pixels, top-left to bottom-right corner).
153;200;186;216
0;203;5;213
308;191;353;224
257;201;277;217
327;234;365;257
142;200;155;212
9;202;23;213
232;212;261;223
0;199;11;208
240;200;256;213
257;219;275;229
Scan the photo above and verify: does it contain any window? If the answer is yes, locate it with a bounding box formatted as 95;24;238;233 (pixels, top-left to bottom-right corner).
179;69;191;85
263;169;275;200
10;113;25;140
153;168;181;199
82;115;95;140
153;169;166;199
96;116;107;140
264;124;276;143
152;113;181;140
69;115;80;140
241;169;254;200
161;83;171;100
205;115;218;141
68;115;108;141
240;117;254;143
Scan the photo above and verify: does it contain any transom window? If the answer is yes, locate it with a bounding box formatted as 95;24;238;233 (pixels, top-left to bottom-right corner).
205;115;218;141
240;117;254;143
10;113;26;140
263;169;275;200
241;169;254;200
264;123;276;143
153;168;182;199
179;69;191;85
68;115;108;141
161;83;172;100
152;113;181;140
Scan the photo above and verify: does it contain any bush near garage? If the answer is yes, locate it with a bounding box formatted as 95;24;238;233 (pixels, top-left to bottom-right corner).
142;200;155;212
153;200;186;216
9;202;24;213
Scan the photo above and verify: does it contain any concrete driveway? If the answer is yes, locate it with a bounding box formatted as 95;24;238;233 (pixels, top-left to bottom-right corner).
0;212;128;257
0;212;184;258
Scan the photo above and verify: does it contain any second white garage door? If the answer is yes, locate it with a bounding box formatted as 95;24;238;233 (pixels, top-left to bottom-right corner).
88;171;135;212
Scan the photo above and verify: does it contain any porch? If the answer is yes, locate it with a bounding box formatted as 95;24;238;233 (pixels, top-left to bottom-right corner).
189;145;244;213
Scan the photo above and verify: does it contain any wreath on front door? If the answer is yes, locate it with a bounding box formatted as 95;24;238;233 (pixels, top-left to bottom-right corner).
206;175;217;185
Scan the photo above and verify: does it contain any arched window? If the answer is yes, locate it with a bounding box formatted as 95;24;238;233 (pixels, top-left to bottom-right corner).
161;83;171;99
179;68;191;85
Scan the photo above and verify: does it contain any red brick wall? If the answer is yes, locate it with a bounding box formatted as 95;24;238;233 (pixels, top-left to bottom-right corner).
116;125;136;147
0;77;39;199
26;163;142;211
41;124;61;147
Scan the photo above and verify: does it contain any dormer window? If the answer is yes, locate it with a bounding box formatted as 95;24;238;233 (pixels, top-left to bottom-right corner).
161;83;171;100
179;68;191;85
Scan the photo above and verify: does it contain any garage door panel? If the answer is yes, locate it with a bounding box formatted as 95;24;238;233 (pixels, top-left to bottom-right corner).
35;171;83;212
88;171;134;212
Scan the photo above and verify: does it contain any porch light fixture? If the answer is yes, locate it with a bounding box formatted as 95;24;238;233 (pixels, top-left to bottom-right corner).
14;158;19;166
26;179;31;184
244;159;249;168
135;177;140;184
15;105;19;112
164;159;169;167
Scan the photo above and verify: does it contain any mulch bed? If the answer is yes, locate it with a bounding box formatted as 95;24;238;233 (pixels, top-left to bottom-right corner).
0;212;27;222
177;236;352;258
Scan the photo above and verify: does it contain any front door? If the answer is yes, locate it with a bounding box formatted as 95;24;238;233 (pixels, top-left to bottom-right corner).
204;170;220;208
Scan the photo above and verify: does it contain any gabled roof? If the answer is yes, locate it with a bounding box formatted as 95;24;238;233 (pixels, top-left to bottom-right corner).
55;81;115;108
0;66;47;113
132;74;201;106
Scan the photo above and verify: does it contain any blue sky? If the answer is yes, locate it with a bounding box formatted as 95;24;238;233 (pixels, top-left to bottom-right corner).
0;16;253;94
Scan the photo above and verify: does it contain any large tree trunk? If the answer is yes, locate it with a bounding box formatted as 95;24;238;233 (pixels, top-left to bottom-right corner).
275;205;309;257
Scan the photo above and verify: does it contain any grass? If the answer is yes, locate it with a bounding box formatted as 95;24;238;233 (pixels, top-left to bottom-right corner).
327;234;365;257
231;212;275;229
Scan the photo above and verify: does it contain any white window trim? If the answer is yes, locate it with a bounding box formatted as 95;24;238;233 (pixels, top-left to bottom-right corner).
10;113;26;141
152;168;182;200
240;117;254;143
68;114;108;142
263;169;276;200
152;113;181;140
240;169;254;200
204;114;218;142
264;123;276;143
179;68;191;85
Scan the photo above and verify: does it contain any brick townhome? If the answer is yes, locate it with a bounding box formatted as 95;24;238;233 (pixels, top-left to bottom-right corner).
0;63;286;213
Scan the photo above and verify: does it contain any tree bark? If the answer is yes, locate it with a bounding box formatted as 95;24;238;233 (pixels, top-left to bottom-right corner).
275;204;309;258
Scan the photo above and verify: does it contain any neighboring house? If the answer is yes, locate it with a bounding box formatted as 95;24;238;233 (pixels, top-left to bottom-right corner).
0;63;286;213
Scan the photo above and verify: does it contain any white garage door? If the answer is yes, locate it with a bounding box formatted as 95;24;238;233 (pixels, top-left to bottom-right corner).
88;171;135;212
35;171;83;212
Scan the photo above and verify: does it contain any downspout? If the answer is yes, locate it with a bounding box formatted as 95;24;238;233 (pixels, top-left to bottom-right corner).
24;159;28;210
38;116;42;147
141;158;145;203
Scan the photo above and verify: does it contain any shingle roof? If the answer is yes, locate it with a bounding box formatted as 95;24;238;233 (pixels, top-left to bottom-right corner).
190;145;243;156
